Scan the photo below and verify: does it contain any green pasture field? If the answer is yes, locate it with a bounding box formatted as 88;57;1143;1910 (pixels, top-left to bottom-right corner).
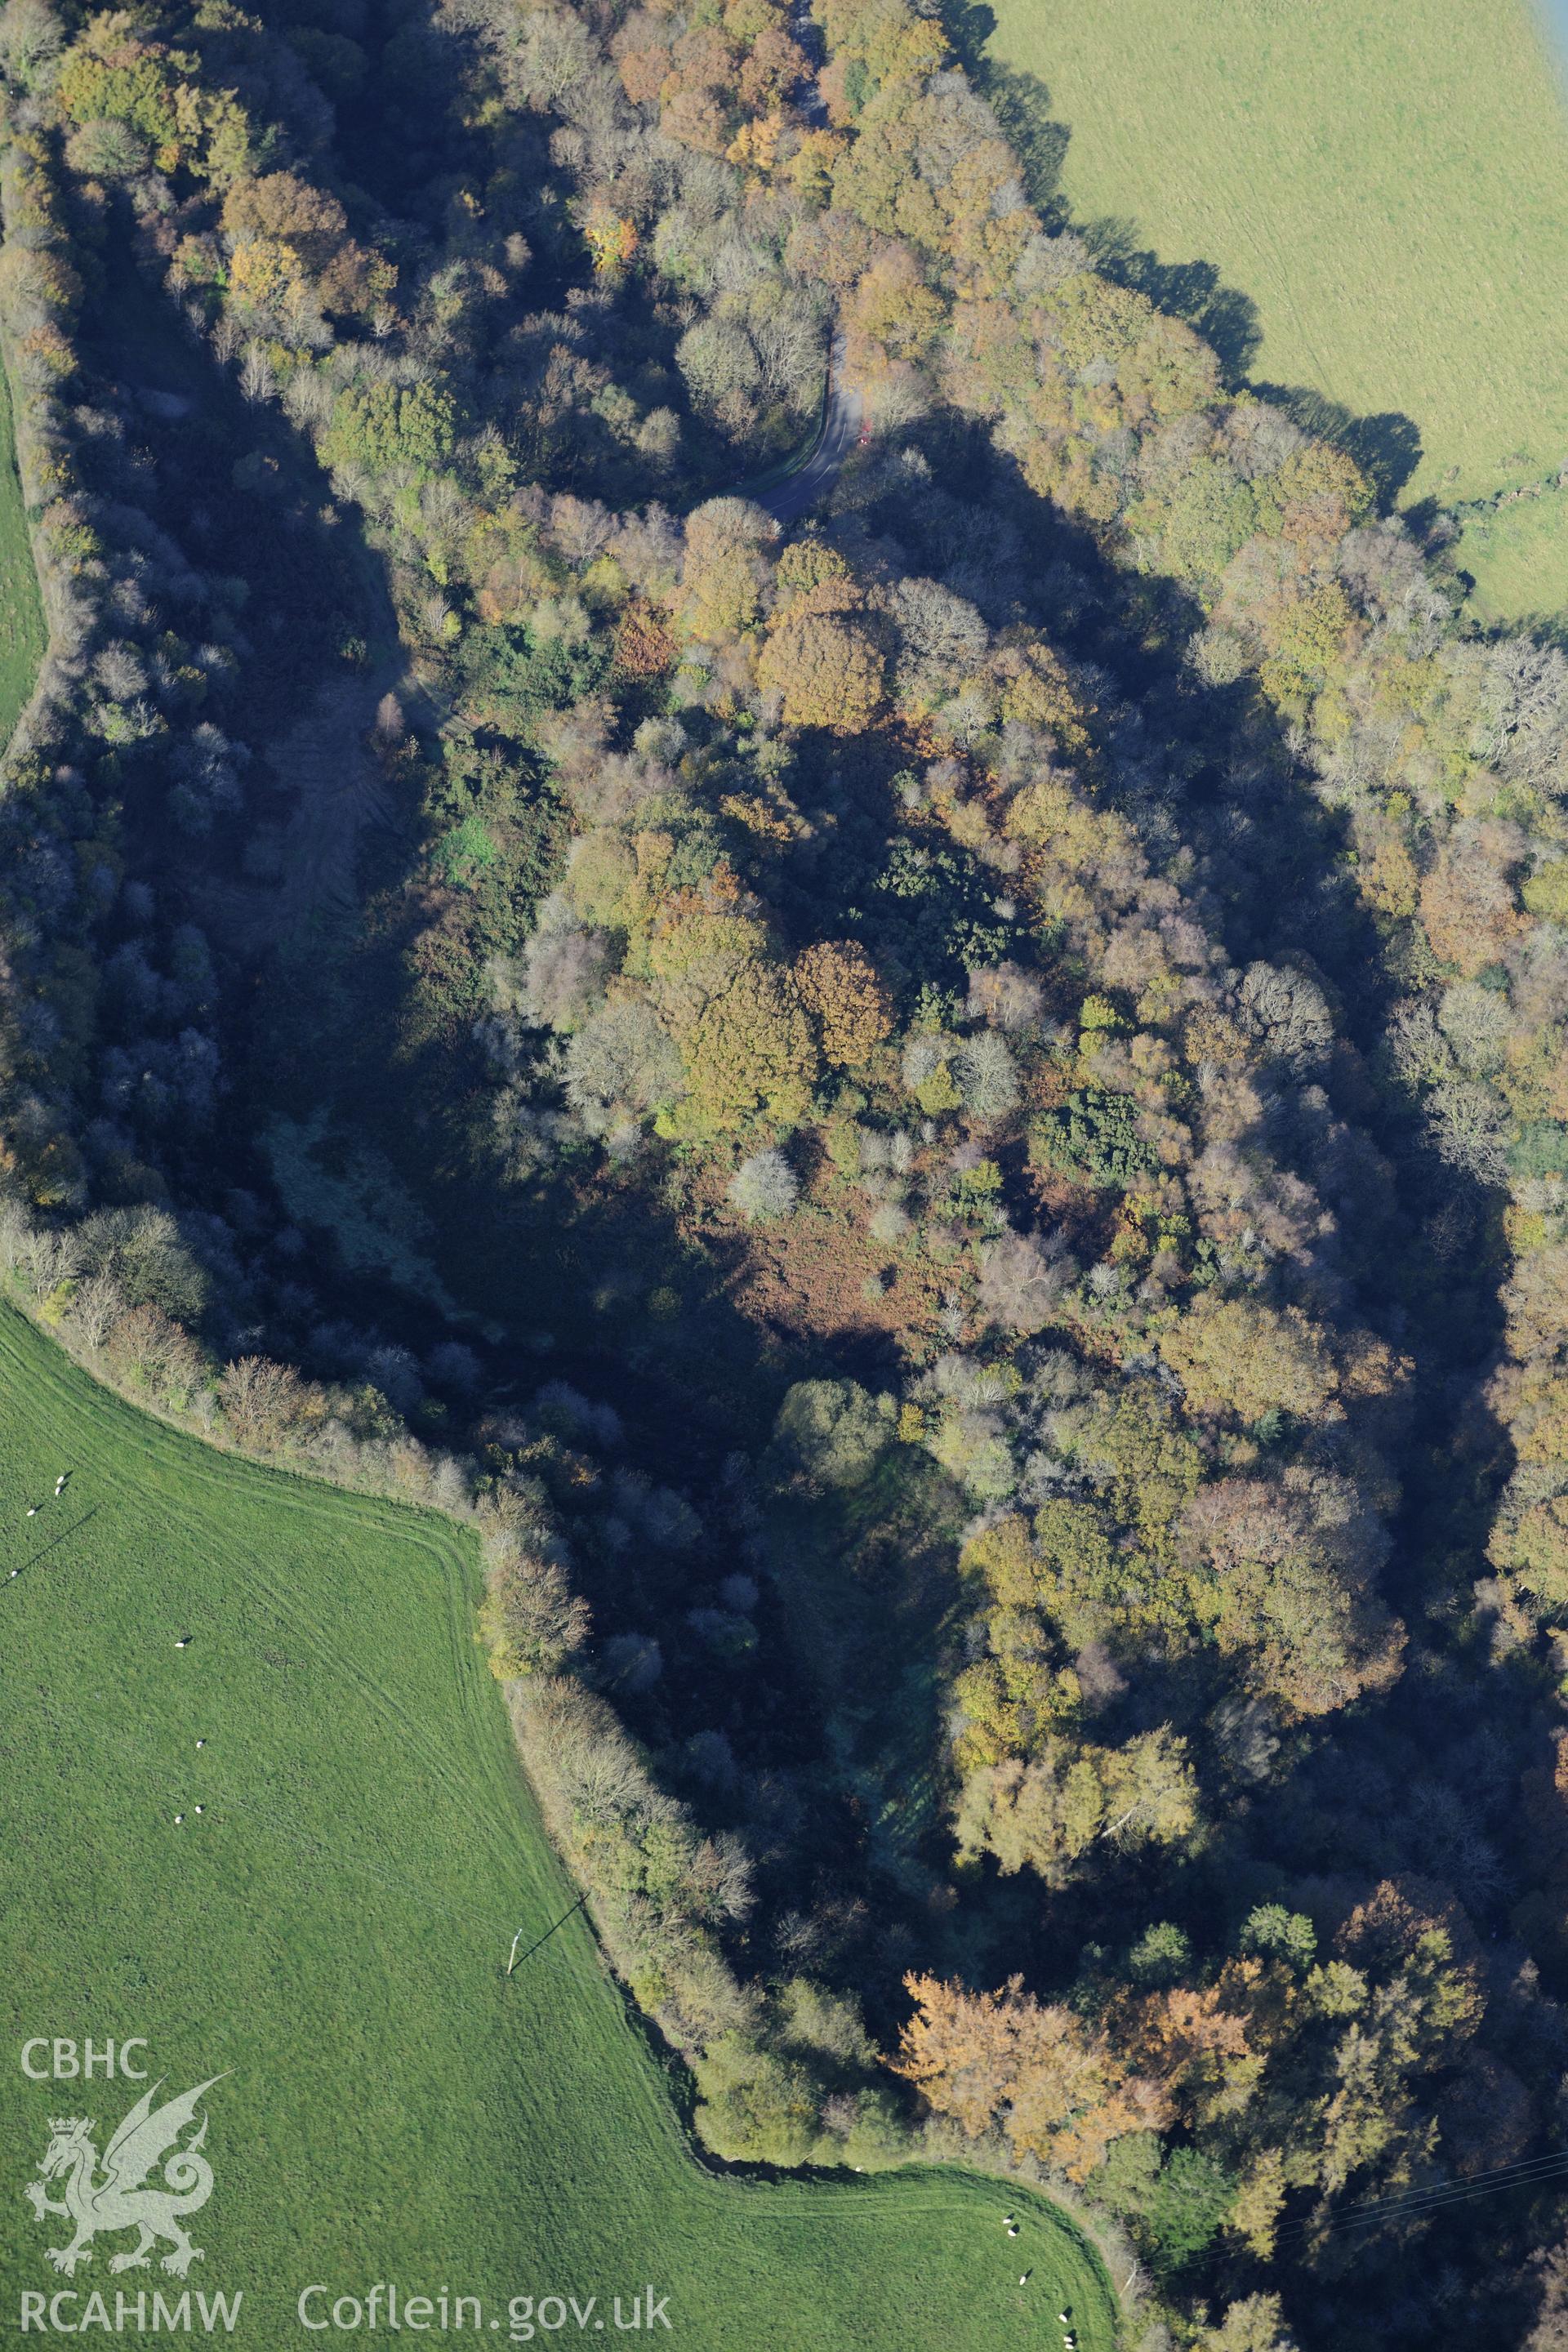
0;356;43;741
981;0;1568;618
0;1303;1116;2351
1453;483;1568;632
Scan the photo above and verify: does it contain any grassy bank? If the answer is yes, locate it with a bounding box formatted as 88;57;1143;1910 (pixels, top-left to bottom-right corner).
0;1303;1116;2351
0;353;43;741
982;0;1568;617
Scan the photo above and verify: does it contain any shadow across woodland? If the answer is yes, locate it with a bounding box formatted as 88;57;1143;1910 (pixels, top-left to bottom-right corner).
74;34;1541;2336
250;366;1527;2097
76;218;902;1877
854;395;1526;1989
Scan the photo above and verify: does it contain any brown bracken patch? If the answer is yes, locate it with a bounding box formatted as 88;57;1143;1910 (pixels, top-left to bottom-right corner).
683;1160;950;1356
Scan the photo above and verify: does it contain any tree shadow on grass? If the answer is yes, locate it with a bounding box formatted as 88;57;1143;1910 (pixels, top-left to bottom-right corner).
1082;216;1263;385
1498;610;1568;652
980;58;1071;214
943;0;1428;506
942;2;1263;383
1247;381;1424;511
943;0;1071;213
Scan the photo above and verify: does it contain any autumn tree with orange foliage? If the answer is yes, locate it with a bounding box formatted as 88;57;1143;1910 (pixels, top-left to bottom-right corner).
757;578;884;733
221;172;394;321
893;1973;1165;2178
794;940;893;1067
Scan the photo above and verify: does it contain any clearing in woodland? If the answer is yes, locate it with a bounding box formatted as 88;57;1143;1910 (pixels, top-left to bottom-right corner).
981;0;1568;621
0;355;43;741
0;1303;1116;2352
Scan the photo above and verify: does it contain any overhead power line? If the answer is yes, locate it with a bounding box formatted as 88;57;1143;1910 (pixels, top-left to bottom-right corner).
1277;2147;1568;2244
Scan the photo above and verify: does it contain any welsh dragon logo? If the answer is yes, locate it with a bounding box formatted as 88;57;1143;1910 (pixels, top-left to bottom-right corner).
24;2075;227;2278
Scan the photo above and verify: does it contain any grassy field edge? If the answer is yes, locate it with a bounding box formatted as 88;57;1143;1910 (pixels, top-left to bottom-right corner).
0;1292;1126;2348
979;0;1568;621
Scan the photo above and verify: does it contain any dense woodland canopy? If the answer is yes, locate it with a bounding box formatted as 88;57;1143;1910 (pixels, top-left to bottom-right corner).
3;0;1568;2343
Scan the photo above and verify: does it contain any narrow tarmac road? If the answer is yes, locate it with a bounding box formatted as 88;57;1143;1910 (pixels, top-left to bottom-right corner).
751;332;865;525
